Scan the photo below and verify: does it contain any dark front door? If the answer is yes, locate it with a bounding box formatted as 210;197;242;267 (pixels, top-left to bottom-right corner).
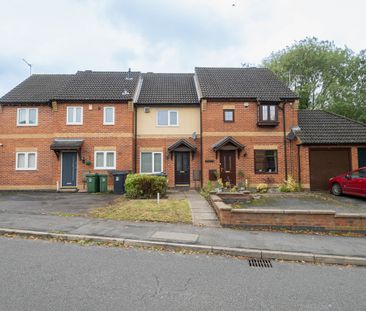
358;148;366;168
175;152;190;185
62;152;77;187
220;150;236;185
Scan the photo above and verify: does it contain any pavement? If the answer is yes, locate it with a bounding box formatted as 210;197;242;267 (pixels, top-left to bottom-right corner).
0;191;366;266
1;237;365;311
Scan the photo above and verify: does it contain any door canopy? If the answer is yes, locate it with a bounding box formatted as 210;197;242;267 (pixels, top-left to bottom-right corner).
50;138;84;159
168;139;197;160
212;136;244;159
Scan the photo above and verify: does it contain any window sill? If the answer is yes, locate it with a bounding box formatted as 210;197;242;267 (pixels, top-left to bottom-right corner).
17;124;38;127
156;125;179;128
15;169;38;171
257;121;279;126
103;123;115;126
94;168;116;170
255;171;278;175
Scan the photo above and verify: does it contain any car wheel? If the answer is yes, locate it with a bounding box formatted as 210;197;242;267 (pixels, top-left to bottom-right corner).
331;183;342;196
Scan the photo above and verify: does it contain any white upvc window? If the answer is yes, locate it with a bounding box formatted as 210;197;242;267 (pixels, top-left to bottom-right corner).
67;107;83;125
140;152;163;174
103;107;115;125
17;108;38;126
94;151;116;170
16;152;37;170
156;110;179;126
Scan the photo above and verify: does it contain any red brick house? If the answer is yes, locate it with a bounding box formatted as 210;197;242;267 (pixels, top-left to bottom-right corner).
0;71;140;190
194;67;300;188
0;67;365;191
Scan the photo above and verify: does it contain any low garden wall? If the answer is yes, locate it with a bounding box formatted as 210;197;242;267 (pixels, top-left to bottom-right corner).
208;194;366;233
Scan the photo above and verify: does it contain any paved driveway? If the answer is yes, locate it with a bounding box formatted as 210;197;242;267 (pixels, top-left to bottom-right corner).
236;192;366;214
0;192;119;216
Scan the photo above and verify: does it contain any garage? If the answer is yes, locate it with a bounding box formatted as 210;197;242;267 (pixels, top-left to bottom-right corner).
309;148;351;190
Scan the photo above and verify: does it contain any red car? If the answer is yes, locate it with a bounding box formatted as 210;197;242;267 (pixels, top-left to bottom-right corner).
329;167;366;197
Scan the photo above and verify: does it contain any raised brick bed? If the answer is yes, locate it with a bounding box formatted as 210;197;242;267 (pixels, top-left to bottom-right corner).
208;194;366;233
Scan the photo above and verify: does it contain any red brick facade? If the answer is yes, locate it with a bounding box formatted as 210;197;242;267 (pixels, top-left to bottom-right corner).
201;100;299;188
0;98;364;191
0;102;134;190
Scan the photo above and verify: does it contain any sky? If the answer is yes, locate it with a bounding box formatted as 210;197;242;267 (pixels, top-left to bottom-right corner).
0;0;365;96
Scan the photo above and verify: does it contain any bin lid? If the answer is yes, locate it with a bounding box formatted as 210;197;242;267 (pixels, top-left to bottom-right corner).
85;173;98;177
111;170;130;175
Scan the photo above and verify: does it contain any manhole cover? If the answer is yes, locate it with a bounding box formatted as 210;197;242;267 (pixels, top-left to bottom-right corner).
248;258;272;268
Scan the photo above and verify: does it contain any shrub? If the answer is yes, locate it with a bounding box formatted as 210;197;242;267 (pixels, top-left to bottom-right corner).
125;174;167;199
256;183;269;193
200;181;213;198
279;176;300;192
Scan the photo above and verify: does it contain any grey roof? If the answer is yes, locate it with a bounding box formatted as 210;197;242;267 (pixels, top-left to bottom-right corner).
136;73;199;105
54;71;140;101
0;74;73;103
298;110;366;145
195;67;298;101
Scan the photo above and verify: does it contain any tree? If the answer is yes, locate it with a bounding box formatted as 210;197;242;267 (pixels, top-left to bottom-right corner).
263;37;366;123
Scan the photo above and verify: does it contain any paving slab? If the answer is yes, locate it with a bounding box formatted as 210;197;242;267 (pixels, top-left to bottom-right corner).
151;231;199;243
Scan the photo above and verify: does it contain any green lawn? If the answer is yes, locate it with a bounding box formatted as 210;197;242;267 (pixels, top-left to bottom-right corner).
89;198;192;223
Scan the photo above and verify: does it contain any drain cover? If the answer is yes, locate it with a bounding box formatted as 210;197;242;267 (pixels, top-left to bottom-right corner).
248;258;272;268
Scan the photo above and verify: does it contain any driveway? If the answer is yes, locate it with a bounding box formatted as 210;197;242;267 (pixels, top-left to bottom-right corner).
237;192;366;214
0;192;119;216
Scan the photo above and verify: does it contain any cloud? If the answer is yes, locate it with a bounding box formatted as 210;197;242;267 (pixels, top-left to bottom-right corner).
0;0;365;96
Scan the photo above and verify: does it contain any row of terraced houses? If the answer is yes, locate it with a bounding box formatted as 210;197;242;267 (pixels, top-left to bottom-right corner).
1;67;366;191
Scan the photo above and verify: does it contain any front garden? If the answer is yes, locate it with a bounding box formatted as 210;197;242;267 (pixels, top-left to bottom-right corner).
88;173;192;223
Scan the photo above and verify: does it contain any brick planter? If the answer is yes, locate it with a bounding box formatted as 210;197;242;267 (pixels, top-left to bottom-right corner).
208;195;366;233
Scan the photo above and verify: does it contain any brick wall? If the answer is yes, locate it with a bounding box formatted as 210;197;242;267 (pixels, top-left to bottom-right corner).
209;195;366;232
0;102;134;190
201;100;298;187
136;137;200;188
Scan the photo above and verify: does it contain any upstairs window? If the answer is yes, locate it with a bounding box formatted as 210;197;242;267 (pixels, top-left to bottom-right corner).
67;107;83;125
17;108;38;126
157;110;178;126
103;107;115;125
223;109;234;122
255;150;277;173
16;152;37;170
258;104;278;125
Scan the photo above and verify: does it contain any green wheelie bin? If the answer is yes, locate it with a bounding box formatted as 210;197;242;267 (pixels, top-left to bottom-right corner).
99;174;109;193
86;173;99;193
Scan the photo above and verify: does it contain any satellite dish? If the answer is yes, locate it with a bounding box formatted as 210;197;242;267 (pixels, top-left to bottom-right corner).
192;132;197;140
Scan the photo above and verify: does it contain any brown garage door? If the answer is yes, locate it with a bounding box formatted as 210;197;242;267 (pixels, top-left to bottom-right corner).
309;148;351;190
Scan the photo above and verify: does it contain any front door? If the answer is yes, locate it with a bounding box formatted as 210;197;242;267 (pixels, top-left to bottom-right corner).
220;150;236;185
175;152;190;185
62;152;77;187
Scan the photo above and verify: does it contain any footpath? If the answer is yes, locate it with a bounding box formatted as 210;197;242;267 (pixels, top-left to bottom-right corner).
1;208;366;266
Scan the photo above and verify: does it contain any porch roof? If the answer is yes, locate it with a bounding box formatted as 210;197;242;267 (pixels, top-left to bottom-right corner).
168;139;197;153
212;136;244;152
50;139;84;150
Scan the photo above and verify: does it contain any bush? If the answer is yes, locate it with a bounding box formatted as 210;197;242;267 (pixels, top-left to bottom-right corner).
279;176;300;192
200;181;213;198
125;174;168;199
256;183;269;193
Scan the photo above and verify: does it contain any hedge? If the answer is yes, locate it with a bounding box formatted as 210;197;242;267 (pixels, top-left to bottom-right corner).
125;174;168;199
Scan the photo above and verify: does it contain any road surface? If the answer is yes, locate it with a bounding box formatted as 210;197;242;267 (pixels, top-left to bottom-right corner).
0;237;365;311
